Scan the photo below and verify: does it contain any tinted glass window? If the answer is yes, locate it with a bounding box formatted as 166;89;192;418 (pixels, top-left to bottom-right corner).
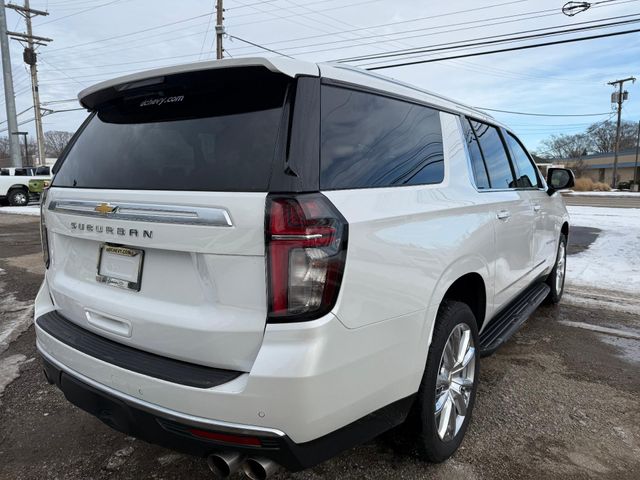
14;168;27;176
321;86;444;189
0;169;8;176
469;120;515;189
35;166;50;175
53;68;290;191
506;133;539;188
462;119;490;189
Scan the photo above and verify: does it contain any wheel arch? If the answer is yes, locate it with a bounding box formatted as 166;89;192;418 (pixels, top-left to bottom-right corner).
427;255;490;332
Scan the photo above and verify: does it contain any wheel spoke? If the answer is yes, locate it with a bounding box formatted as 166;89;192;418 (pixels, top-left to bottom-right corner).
456;330;471;367
435;388;449;414
452;377;474;390
437;395;453;439
450;386;468;416
442;341;456;370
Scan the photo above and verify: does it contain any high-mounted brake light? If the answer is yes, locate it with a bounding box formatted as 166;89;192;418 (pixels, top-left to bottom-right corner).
266;193;348;322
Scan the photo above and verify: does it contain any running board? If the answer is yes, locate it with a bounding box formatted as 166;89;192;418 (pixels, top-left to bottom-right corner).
479;282;550;356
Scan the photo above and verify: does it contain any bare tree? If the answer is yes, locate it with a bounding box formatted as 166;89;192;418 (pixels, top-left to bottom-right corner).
44;130;74;158
586;120;637;153
537;133;590;160
0;136;10;160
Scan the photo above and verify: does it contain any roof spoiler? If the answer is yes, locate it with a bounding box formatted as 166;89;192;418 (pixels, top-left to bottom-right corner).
78;57;319;110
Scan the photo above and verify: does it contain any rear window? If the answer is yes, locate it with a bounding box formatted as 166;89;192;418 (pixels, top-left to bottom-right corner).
469;120;515;189
53;67;290;191
320;85;444;190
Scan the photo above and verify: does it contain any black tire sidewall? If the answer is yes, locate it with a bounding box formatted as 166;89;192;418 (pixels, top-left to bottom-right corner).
8;189;28;207
546;235;567;304
415;301;480;462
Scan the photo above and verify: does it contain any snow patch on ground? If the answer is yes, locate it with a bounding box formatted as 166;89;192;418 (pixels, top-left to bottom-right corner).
564;191;640;197
0;290;34;355
0;206;40;216
566;206;640;295
0;354;27;403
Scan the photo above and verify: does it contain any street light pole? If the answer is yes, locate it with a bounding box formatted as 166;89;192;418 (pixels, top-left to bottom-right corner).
634;119;640;186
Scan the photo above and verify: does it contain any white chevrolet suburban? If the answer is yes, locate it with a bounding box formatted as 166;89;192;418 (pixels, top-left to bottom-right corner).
35;58;574;479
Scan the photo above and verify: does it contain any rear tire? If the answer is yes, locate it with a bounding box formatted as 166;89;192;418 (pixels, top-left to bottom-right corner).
412;300;480;463
545;235;567;304
7;188;29;206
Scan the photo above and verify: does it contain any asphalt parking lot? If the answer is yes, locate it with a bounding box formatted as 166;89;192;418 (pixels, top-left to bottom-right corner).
1;213;639;480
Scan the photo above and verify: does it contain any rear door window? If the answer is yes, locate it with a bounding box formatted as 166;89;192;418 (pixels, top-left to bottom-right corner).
469;120;515;189
462;118;490;189
505;133;540;188
320;85;444;189
53;67;290;191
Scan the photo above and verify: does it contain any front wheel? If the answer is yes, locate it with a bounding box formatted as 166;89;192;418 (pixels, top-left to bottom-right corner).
545;234;567;304
7;188;29;206
413;300;479;462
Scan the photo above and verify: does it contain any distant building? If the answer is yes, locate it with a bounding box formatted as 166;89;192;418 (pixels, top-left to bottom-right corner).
560;148;639;184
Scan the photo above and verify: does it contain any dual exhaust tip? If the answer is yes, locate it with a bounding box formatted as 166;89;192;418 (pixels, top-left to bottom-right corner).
207;452;279;480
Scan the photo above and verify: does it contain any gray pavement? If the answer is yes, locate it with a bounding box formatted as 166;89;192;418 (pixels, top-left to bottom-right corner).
1;214;639;480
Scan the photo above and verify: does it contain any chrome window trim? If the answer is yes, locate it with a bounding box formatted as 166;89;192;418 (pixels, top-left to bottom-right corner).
48;200;233;227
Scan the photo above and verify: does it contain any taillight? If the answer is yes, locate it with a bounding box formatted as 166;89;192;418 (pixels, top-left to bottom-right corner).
40;189;50;269
266;193;348;322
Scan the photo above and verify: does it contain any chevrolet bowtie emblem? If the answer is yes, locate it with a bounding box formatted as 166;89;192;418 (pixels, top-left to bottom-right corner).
95;203;115;214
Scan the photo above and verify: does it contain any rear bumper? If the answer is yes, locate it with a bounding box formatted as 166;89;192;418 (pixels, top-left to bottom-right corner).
40;349;414;471
35;276;428;464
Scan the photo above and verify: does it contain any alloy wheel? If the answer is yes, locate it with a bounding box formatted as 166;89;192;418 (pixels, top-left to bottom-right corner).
555;241;566;294
434;323;476;442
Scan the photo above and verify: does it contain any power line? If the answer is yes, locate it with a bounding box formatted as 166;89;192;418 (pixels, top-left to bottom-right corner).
35;0;123;26
44;12;211;53
366;27;640;70
226;34;294;58
337;15;640;63
477;107;613;117
227;0;636;53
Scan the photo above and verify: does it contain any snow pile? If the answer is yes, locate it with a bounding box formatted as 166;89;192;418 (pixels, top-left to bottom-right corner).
566;206;640;295
0;206;40;216
0;290;34;355
564;191;640;197
0;354;27;403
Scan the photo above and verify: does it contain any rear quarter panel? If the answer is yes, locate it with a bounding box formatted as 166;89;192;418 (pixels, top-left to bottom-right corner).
323;113;495;335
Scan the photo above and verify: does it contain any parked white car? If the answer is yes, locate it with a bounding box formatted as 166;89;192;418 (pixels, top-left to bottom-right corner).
34;58;574;479
0;166;52;206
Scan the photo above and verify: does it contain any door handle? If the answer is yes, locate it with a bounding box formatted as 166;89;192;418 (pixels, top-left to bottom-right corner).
496;210;511;220
533;204;541;212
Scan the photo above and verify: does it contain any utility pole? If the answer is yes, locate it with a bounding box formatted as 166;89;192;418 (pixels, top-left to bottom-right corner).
634;119;639;187
215;0;224;59
0;2;22;167
608;76;636;189
7;0;51;166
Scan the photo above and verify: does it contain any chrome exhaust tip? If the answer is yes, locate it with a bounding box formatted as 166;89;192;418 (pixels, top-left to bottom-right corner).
242;457;280;480
207;451;245;479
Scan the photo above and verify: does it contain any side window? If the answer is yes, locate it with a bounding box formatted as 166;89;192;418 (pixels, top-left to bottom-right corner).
462;118;490;189
35;166;50;175
14;168;26;176
505;133;540;188
320;85;444;189
469;120;515;189
0;169;8;176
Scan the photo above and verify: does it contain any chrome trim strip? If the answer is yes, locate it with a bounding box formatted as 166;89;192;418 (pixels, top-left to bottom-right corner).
271;234;324;240
37;343;285;438
48;200;233;227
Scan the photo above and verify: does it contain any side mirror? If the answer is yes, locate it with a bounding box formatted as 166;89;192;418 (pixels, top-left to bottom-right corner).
546;168;575;196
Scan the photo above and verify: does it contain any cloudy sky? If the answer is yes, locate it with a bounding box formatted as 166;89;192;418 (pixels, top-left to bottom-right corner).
2;0;639;152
